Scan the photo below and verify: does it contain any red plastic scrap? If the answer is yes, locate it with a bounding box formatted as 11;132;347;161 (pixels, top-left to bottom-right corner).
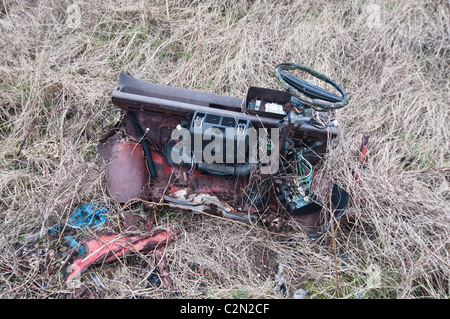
62;228;178;282
355;135;369;193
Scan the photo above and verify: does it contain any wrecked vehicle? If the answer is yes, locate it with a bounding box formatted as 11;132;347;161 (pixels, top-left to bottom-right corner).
98;63;350;239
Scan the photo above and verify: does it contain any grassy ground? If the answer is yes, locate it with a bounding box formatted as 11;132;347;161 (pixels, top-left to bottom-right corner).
0;0;448;299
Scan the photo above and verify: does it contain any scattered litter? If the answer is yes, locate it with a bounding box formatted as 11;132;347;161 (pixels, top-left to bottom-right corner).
293;288;309;299
274;255;287;296
155;250;175;290
147;272;161;287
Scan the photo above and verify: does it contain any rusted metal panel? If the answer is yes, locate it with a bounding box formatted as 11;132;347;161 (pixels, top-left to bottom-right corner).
98;133;149;202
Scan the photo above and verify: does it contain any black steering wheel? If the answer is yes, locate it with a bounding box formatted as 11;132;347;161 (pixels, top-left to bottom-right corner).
275;63;349;112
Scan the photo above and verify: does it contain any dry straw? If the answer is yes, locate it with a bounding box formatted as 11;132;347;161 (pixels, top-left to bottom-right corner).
0;0;448;298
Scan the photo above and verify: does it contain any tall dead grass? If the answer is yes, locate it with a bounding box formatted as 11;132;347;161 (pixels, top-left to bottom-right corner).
0;0;448;298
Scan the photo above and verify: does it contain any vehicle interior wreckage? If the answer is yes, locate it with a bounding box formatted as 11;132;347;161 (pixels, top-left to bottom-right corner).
97;62;351;241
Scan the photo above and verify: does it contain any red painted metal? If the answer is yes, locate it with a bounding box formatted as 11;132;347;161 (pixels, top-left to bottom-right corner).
62;228;178;282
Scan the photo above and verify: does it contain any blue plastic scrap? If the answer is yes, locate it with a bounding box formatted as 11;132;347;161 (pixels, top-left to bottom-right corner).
67;203;107;231
49;203;107;253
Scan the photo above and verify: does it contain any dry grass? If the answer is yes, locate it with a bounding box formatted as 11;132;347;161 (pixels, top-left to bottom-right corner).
0;0;449;299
